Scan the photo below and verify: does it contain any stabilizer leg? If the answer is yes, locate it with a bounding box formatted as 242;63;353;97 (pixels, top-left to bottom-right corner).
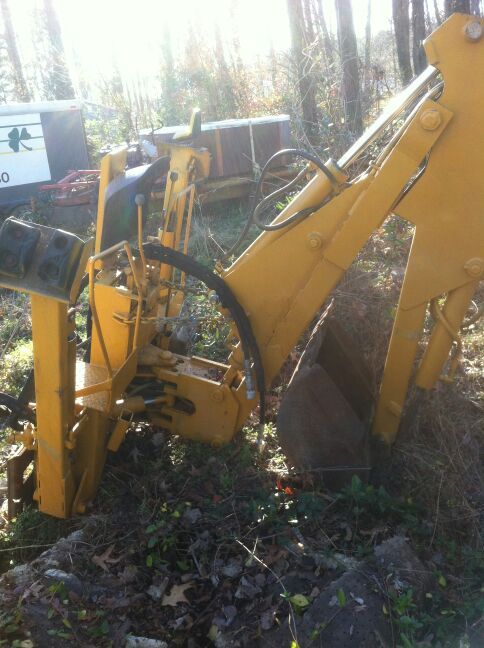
372;300;427;444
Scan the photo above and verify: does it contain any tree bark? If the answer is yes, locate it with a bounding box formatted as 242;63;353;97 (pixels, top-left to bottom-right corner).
432;0;443;23
412;0;427;74
303;0;316;44
160;24;179;125
424;0;432;31
314;0;335;68
0;0;31;101
363;0;372;93
470;0;481;15
286;0;319;141
334;0;363;136
392;0;413;84
42;0;75;99
470;0;481;16
445;0;471;15
214;25;237;116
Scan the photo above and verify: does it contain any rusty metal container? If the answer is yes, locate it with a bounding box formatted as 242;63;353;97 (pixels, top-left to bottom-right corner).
140;114;291;180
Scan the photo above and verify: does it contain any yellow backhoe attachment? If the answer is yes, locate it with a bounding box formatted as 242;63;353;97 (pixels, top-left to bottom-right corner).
0;14;482;518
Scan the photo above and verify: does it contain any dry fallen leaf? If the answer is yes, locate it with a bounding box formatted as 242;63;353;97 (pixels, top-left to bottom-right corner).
21;579;43;601
119;564;138;584
162;582;193;607
92;544;121;572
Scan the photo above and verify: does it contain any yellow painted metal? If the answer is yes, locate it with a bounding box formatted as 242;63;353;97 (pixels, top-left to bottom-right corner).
5;127;210;517
416;281;479;388
149;357;243;445
373;14;484;441
30;295;76;517
157;145;209;258
223;96;452;387
4;14;483;519
107;410;133;452
216;14;481;447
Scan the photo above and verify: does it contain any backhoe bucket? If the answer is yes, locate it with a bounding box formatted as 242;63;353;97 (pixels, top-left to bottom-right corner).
277;310;374;488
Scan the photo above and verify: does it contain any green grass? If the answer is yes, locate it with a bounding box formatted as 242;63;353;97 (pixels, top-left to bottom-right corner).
0;339;33;399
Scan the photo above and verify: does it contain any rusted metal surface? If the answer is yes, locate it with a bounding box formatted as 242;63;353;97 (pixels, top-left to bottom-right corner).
39;169;100;207
277;310;374;488
141;115;291;180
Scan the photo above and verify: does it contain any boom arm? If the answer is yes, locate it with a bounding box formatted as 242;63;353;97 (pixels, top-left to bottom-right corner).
153;13;482;448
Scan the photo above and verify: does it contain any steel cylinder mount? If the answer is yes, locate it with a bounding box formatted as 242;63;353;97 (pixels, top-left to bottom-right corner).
464;257;484;278
464;20;483;42
420;109;442;131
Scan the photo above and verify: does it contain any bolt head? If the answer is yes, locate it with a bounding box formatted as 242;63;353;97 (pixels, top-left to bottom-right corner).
420;109;442;131
211;388;224;402
464;21;483;42
464;257;484;278
307;232;323;249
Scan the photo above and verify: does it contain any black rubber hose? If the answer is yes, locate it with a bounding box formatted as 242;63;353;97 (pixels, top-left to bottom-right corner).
222;148;338;258
142;242;266;431
252;149;338;231
0;391;35;429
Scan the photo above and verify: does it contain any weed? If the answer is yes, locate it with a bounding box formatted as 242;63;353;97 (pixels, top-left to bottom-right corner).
0;507;77;570
143;501;194;571
0;291;30;348
0;607;24;643
333;475;426;553
0;339;32;399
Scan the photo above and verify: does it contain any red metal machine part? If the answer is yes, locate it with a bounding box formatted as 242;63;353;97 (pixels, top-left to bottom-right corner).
39;170;100;207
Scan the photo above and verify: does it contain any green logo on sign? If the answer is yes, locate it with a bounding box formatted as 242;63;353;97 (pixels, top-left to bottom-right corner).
8;127;33;153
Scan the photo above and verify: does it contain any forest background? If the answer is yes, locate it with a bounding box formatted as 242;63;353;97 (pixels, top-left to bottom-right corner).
1;0;482;160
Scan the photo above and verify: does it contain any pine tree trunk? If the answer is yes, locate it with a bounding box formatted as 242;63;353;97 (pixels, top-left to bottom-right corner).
286;0;319;141
433;0;443;23
314;0;335;68
445;0;471;15
161;25;179;125
0;0;31;101
303;0;316;44
363;0;372;93
424;0;432;31
392;0;413;84
214;25;237;117
412;0;427;74
42;0;75;99
470;0;481;16
335;0;363;136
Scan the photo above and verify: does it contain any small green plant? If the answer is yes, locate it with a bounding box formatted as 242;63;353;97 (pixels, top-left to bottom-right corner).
0;607;24;642
0;506;76;570
143;502;194;571
87;618;110;639
334;475;426;552
337;588;347;607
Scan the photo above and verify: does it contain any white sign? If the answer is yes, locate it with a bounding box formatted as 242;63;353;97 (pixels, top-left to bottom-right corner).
0;113;51;189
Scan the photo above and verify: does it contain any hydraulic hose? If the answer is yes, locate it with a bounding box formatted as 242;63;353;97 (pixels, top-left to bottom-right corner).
0;391;35;431
222;148;339;259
